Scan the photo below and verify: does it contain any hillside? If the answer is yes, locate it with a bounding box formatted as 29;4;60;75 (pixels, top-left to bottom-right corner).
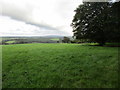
2;43;118;88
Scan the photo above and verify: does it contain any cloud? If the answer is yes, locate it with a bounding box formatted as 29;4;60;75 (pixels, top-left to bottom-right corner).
0;15;68;36
0;0;82;36
0;0;59;30
0;0;32;21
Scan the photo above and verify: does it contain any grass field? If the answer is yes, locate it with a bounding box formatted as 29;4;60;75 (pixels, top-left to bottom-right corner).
50;38;60;41
0;37;62;44
2;43;118;88
5;41;16;44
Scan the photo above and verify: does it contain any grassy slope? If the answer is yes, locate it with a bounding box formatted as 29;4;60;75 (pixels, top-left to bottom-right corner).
50;38;59;41
5;41;16;44
0;45;2;89
2;43;118;88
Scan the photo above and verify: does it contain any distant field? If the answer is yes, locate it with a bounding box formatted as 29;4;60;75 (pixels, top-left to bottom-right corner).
2;43;118;88
50;38;60;41
0;37;61;44
5;41;16;44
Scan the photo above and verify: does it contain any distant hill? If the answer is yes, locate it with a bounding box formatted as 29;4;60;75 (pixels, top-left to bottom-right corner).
43;35;72;38
0;35;72;45
0;35;72;38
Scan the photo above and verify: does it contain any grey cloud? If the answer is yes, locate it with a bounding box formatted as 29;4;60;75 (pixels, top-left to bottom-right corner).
26;22;59;31
115;0;120;2
10;16;61;31
0;0;62;31
33;28;67;35
83;0;114;2
0;1;32;21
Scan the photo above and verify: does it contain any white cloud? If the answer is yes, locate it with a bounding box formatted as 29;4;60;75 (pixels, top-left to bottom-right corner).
0;0;82;36
0;15;67;36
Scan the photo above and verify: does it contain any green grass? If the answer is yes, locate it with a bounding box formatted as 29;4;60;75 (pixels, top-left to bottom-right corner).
81;43;99;46
2;43;118;88
0;45;2;89
5;41;16;44
50;38;59;41
106;43;120;46
0;38;2;42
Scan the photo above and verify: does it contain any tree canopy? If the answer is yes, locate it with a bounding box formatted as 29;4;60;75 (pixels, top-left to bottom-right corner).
71;1;120;45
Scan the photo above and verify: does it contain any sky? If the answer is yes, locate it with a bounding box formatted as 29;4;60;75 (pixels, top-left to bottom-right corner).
0;0;83;36
0;0;118;36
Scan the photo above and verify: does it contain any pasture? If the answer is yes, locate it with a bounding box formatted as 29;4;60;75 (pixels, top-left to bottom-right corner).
0;37;62;45
2;43;118;88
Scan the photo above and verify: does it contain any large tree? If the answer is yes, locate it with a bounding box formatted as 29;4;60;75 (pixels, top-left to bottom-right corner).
71;1;120;45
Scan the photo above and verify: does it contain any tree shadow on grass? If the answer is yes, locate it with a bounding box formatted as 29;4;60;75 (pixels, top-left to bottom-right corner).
81;44;120;47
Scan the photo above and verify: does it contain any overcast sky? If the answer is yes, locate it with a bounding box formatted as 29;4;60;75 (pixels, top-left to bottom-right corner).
0;0;83;36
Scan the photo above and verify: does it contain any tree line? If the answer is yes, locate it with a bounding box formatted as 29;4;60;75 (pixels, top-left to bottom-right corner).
71;1;120;45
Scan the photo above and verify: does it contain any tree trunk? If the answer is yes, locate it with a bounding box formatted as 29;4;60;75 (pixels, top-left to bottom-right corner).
99;41;105;46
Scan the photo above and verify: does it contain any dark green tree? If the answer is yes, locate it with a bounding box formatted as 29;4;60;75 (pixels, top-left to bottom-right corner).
107;1;120;43
62;37;70;43
71;1;120;45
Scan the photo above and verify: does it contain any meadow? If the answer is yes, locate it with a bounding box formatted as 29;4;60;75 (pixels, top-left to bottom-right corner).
0;36;63;45
2;43;118;88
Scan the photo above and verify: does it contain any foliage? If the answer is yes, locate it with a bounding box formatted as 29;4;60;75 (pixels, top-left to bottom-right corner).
71;2;120;45
62;37;70;43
